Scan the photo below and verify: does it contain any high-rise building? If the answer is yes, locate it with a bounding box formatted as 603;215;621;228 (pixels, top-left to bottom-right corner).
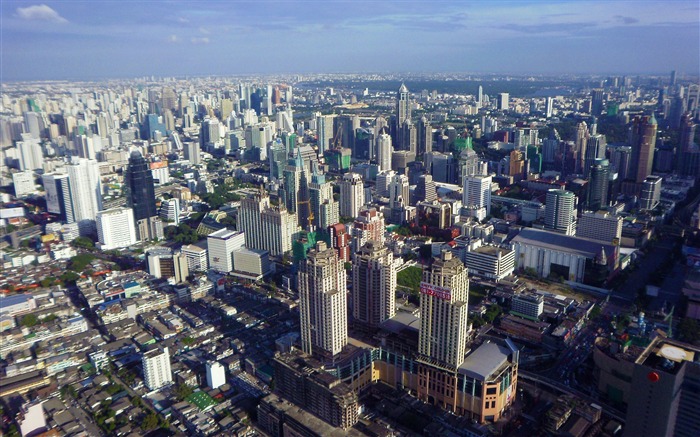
545;97;554;118
147;249;189;282
416;116;432;156
545;189;577;235
184;140;200;165
509;150;525;178
395;84;412;150
576;211;622;244
238;190;297;256
583;134;607;178
96;207;137;251
462;175;492;219
298;241;347;358
575;121;590;174
377;133;393;172
677;113;699;178
142;347;172;391
66;158;103;235
591;89;605;115
418;250;469;368
43;173;74;223
497;93;509;111
477;85;483;108
283;149;311;229
316;114;336;154
351;207;385;253
586;158;610;211
206;361;226;389
352;241;398;330
630;115;658;185
308;168;338;230
159;198;180;224
12;171;34;198
413;174;438;205
339;173;364;218
388;172;410;209
125;150;157;224
207;228;245;273
640;176;662;210
181;243;208;272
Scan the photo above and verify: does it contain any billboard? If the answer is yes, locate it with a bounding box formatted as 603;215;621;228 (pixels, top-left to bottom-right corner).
420;282;452;300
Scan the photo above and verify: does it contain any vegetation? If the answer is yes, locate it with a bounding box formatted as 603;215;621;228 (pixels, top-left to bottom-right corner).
397;266;423;295
164;223;201;244
469;284;489;305
71;236;95;250
20;314;39;327
200;183;242;210
60;384;77;400
69;253;96;272
175;384;194;401
59;271;81;284
141;413;159;431
181;337;196;346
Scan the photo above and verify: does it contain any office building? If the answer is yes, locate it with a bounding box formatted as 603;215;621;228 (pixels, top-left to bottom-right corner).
66;158;103;235
586;158;610;211
677;113;699;178
377;133;393;172
96;207;137;251
232;248;271;280
591;89;605;115
308;168;338;230
630;115;658;185
511;294;544;319
545;97;554;118
583;134;607;178
147;249;189;283
12;171;34;197
206;361;226;389
545;189;577;235
419;250;469;368
640;176;662;210
298;242;347;358
207;228;245;273
497;93;509;111
462;243;516;281
388;172;410;209
351;207;386;254
238;191;297;256
462;175;492;220
43;173;74;223
181;243;208;272
339;173;364;218
413;174;438;204
576;211;622;244
352;241;398;330
316;114;336;154
159;198;180;224
142;347;172;391
124;150;158;230
283;150;311;229
184;141;200;165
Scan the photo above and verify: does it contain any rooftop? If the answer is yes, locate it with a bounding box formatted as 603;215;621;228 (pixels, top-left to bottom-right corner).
459;341;512;381
511;228;615;259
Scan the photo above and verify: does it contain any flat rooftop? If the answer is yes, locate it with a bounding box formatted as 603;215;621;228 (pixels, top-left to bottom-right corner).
511;228;614;259
459;341;512;381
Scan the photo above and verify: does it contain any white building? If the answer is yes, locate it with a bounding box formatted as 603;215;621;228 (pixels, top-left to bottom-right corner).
299;242;347;358
66;158;103;235
142;347;172;391
576;211;623;244
545;189;577;236
377;133;393;172
463;242;515;281
207;229;245;273
12;171;34;197
96;207;137;251
462;175;492;221
232;248;271;280
206;361;226;389
339;173;365;218
238;192;297;256
160;198;180;224
388;173;409;209
181;243;208;271
511;294;544;319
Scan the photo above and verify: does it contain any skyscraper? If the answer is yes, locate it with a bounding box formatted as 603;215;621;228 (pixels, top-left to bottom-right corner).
418;250;469;368
545;97;554;118
591;89;605;115
283;149;311;229
629;115;658;185
377;133;393;172
395;83;411;150
388;172;410;209
207;229;245;273
545;189;577;235
298;241;347;358
352;241;397;330
238;190;297;256
463;175;492;219
184;140;200;165
42;173;74;223
125;150;157;222
66;158;103;235
316;114;336;154
677;113;699;178
339;173;365;218
96;207;137;251
586;159;610;211
583;134;607;178
497;93;509;111
351;207;386;253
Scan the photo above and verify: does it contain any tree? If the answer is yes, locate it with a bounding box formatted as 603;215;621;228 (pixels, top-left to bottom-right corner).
141;413;159;431
130;396;142;408
175;384;194;401
69;253;96;272
20;314;39;327
72;236;95;249
60;271;80;284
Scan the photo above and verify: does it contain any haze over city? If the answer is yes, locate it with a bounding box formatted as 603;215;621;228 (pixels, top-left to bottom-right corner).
2;0;700;80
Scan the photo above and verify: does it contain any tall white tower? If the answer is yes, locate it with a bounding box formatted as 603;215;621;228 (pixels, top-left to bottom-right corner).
66;158;103;235
377;133;393;172
142;347;172;391
339;173;365;218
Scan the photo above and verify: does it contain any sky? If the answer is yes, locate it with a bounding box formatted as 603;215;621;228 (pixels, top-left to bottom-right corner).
2;0;699;81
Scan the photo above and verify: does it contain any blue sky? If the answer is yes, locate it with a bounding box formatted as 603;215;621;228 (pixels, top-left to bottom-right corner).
2;1;699;80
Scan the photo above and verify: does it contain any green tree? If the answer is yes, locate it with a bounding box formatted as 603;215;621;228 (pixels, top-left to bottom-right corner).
131;396;142;408
141;413;159;431
20;314;39;327
60;271;80;284
72;236;95;249
69;253;96;271
175;384;194;401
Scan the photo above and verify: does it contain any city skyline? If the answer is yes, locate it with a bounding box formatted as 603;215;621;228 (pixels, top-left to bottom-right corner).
2;0;699;81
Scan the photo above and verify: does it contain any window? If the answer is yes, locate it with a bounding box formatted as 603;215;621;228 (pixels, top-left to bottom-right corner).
486;387;497;395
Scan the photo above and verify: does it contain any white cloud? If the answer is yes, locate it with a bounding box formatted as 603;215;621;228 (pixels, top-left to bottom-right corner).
168;35;179;43
177;17;189;24
191;37;210;44
199;27;210;35
15;4;68;23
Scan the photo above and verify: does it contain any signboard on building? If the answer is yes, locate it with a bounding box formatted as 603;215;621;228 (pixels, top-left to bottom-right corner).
420;282;452;300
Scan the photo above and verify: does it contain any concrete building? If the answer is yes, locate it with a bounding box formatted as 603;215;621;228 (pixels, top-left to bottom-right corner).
96;207;137;251
238;191;297;256
463;243;515;281
639;175;662;210
232;248;271;280
511;294;544;319
350;207;385;253
352;241;398;330
339;173;365;218
576;211;622;245
42;173;73;223
66;158;103;235
462;175;492;221
181;243;208;272
419;250;469;368
142;347;172;391
12;171;34;197
147;249;189;283
377;133;393;172
545;189;577;236
511;228;617;283
207;228;245;273
206;361;226;389
298;242;347;358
